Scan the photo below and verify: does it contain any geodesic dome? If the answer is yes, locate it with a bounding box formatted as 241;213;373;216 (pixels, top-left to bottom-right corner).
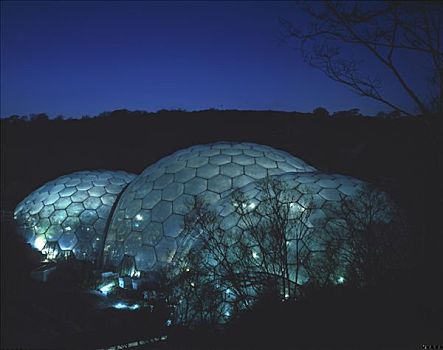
172;171;396;323
103;142;316;273
207;172;370;284
14;170;136;261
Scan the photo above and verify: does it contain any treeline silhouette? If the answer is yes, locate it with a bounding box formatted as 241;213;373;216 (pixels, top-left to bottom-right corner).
1;108;442;348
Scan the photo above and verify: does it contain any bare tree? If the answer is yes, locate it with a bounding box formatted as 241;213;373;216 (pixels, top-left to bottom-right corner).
169;178;318;325
282;1;443;116
321;184;408;287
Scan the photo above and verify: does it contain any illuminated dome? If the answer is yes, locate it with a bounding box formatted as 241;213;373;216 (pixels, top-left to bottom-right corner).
104;142;316;272
173;172;396;322
207;172;371;285
14;170;136;261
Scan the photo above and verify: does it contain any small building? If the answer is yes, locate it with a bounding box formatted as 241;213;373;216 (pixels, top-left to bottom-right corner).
31;262;57;282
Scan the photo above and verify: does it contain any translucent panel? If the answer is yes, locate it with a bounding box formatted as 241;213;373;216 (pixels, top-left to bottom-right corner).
155;238;177;263
220;148;242;156
154;174;174;190
319;188;341;201
143;222;163;246
43;193;60;205
187;156;209;168
88;186;106;197
338;184;358;196
255;157;277;169
59;231;78;250
245;164;267;179
62;216;80;231
233;174;254;189
76;225;95;241
142;190;162;209
208;175;232;194
77;181;93;191
124;234;143;256
196;163;219;179
152;201;173;222
163;214;184;238
83;196;102;210
34;218;50;235
54;197;71;210
29;201;44;215
101;193;117;206
135;246;157;271
184;177;207;195
232;154;255;166
50;210;67;225
163;182;184;201
220;163;243;177
209;154;231;165
125;199;142;218
71;190;89;203
318;179;339;189
264;151;286;162
65;178;81;187
59;187;76;197
173;194;195;215
105;183;124;194
198;191;221;205
66;202;84;216
243;149;263;157
174;167;196;183
45;225;64;241
165;160;186;173
79;210;99;224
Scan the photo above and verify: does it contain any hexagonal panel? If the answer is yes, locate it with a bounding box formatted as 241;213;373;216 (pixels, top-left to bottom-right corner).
152;201;173;222
163;182;184;201
220;163;243;177
184;177;207;195
208;175;232;194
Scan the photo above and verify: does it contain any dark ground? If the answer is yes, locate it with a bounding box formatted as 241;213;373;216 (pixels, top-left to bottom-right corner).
1;109;442;349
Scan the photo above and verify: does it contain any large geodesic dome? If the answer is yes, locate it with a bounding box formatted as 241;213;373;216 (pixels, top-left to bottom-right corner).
14;170;136;261
103;142;316;273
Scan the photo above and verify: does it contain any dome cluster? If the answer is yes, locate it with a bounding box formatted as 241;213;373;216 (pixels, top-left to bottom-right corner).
14;143;390;287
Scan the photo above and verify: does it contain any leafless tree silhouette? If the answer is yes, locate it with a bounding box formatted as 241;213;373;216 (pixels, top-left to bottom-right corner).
282;1;443;116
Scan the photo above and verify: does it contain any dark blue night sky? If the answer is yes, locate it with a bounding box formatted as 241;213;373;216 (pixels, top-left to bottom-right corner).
1;1;424;117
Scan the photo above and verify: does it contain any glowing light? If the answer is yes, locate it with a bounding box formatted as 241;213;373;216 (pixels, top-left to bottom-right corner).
248;202;256;210
224;311;230;317
252;251;259;259
113;302;127;309
65;226;71;231
113;302;140;310
284;293;289;299
99;282;115;295
165;319;172;326
34;235;46;251
135;214;143;221
185;267;190;272
190;282;195;287
337;276;345;284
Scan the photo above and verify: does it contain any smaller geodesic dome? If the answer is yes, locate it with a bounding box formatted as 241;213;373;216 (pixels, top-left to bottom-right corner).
103;142;316;273
14;170;136;261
